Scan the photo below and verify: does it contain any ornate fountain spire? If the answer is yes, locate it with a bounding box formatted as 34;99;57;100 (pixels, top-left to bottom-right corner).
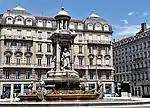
55;7;71;30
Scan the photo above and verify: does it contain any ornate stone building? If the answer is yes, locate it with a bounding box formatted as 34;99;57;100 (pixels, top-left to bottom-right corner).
113;23;150;97
0;6;114;98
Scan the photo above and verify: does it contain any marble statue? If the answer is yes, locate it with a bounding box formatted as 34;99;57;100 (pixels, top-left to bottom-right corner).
50;56;56;71
62;48;70;69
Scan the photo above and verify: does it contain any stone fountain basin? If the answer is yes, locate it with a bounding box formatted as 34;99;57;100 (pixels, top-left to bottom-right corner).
19;93;99;101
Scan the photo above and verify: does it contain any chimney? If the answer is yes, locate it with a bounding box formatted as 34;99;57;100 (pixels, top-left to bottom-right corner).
141;22;147;32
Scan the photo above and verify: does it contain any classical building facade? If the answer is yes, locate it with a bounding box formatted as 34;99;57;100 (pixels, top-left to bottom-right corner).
0;6;114;98
113;23;150;97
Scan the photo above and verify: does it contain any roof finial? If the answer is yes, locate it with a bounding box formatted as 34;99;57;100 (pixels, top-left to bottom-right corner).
61;7;64;10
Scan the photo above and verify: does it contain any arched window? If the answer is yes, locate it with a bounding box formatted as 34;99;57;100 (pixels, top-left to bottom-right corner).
103;24;109;31
26;19;32;25
6;17;13;24
15;16;24;25
88;23;93;30
95;23;102;31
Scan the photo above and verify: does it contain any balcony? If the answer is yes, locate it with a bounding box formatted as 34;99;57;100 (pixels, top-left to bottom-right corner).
2;63;51;68
3;35;33;41
87;40;112;45
74;65;113;70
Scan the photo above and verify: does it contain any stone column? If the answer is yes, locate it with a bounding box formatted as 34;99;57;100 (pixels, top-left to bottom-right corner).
56;41;60;71
71;41;74;71
10;84;14;98
85;69;88;79
103;83;106;93
0;82;2;96
0;40;4;65
21;84;24;95
111;82;115;94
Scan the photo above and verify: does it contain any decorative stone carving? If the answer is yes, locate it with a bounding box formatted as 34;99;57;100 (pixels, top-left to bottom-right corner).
62;48;70;69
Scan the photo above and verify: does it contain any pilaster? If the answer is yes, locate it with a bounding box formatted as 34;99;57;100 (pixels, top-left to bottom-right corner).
10;84;14;98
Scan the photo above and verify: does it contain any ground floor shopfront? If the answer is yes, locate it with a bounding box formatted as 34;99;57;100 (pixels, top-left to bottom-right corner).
0;81;114;98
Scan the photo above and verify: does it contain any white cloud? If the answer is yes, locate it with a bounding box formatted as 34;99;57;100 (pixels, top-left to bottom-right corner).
128;12;134;16
121;20;128;24
143;12;148;16
113;25;141;39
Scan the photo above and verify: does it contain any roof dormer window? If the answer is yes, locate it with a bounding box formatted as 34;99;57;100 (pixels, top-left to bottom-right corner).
104;25;109;31
46;21;52;27
6;17;13;24
95;23;102;31
78;23;83;30
15;17;24;25
26;19;32;26
37;20;43;27
69;22;74;29
88;23;93;30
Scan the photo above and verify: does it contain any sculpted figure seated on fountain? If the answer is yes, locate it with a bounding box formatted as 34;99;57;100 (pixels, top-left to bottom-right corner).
61;48;70;70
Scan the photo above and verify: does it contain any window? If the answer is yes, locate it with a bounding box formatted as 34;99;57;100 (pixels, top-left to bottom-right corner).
132;46;135;52
141;73;144;80
47;32;51;38
104;25;109;31
7;17;13;24
47;21;52;27
79;46;82;53
15;71;20;79
26;71;30;79
27;30;31;36
38;43;42;52
148;51;150;58
79;58;83;65
78;23;83;30
26;56;31;65
15;17;23;25
6;56;11;64
47;57;51;65
125;48;127;53
47;44;51;52
79;34;82;42
126;65;128;71
89;58;93;65
144;52;147;58
89;72;93;79
26;19;32;25
136;53;139;59
7;29;12;35
37;71;41;79
106;72;110;79
140;53;143;58
89;46;92;53
95;23;102;30
105;47;109;55
136;45;138;51
38;58;41;65
17;18;22;21
5;71;10;79
145;62;148;67
148;41;150;47
38;31;42;39
17;30;21;35
16;57;20;64
98;47;101;54
129;47;131;52
146;72;148;80
143;42;146;49
140;44;142;49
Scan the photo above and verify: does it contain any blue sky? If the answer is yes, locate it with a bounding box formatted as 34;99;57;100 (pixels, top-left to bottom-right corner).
0;0;150;40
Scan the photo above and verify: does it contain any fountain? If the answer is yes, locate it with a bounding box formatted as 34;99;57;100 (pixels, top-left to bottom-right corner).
18;7;103;102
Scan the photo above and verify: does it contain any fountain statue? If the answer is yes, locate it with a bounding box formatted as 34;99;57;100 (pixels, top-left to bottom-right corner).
18;7;103;101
